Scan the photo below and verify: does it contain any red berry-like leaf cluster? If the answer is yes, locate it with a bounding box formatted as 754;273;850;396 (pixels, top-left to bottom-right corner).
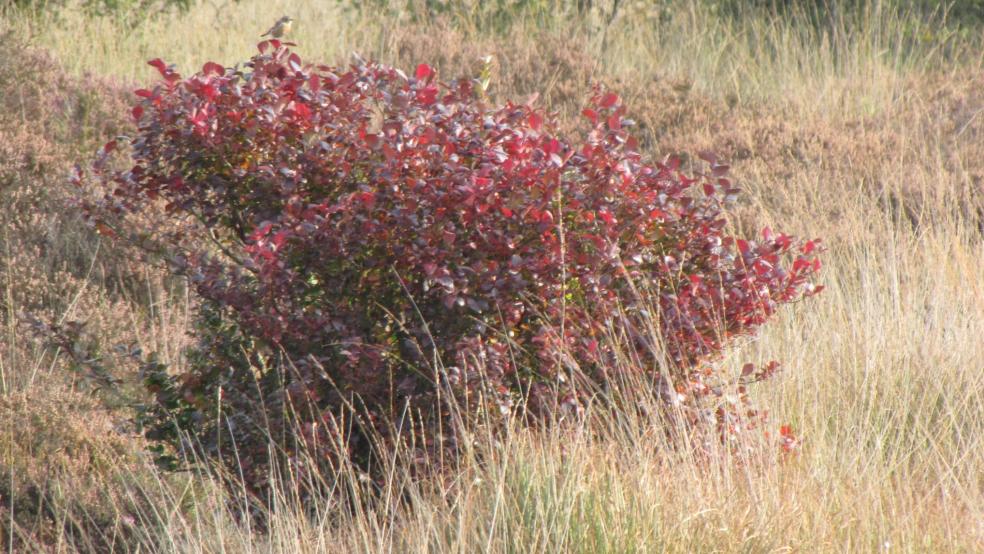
76;41;822;494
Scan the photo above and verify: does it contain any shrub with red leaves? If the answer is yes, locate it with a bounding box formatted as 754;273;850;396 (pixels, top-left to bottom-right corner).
76;40;822;494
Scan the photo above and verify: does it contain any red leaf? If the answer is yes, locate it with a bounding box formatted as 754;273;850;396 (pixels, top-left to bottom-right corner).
95;222;116;238
600;92;619;108
202;61;224;76
581;108;598;124
382;143;397;162
292;102;312;120
414;63;434;81
134;88;153;98
272;230;289;250
288;53;303;71
147;58;167;75
132;105;144;120
252;222;274;241
416;85;439;105
779;424;798;453
528;111;543;131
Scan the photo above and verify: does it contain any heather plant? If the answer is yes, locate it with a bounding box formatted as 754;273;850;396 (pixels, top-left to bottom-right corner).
76;39;822;497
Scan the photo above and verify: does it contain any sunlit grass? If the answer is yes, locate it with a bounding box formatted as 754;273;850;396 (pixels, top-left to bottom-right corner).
6;0;981;115
1;0;982;551
4;0;358;83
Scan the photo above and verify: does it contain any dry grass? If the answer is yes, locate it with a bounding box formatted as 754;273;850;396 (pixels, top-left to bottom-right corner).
1;0;982;551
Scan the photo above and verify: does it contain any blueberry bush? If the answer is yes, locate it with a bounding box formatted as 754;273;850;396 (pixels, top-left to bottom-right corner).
76;39;822;495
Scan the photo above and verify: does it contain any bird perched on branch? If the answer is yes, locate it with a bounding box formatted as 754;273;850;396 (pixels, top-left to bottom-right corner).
262;16;293;39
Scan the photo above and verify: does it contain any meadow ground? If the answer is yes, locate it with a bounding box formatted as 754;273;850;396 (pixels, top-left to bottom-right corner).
0;1;982;552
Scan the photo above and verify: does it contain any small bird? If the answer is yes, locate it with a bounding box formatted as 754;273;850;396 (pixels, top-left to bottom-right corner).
262;16;293;39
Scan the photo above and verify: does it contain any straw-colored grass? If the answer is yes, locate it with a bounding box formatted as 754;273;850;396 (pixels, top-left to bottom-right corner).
1;0;982;551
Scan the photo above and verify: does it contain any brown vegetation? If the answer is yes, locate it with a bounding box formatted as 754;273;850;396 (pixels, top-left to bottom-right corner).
0;1;982;551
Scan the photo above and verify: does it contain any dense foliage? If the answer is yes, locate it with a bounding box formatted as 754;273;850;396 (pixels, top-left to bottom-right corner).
76;40;821;495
